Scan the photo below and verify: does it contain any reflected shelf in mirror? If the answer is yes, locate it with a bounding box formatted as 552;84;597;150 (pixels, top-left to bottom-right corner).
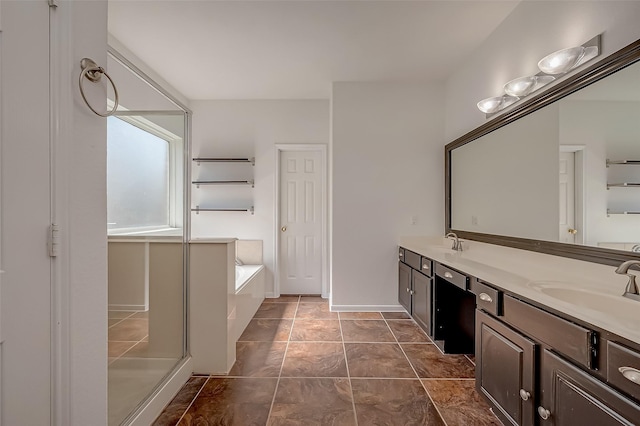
192;180;254;188
607;159;640;166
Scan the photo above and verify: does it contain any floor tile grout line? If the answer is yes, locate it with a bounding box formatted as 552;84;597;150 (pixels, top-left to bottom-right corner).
420;380;450;426
338;312;359;426
175;376;210;425
382;317;420;381
383;315;450;426
465;354;476;366
107;312;147;329
108;318;127;329
108;333;148;364
266;295;300;422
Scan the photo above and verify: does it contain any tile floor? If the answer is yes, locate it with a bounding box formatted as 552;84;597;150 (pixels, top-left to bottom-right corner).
109;310;182;426
108;310;149;364
153;296;502;425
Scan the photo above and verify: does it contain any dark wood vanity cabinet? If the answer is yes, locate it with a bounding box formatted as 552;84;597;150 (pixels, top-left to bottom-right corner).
398;260;412;313
398;247;433;336
411;267;431;335
474;281;640;426
539;349;640;426
476;310;536;426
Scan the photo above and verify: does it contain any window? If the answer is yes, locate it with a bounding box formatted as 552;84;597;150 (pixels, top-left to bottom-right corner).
107;116;171;230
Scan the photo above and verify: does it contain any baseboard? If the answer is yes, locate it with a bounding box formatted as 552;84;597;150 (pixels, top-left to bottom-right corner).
127;357;193;426
109;303;147;312
330;304;406;312
265;292;277;298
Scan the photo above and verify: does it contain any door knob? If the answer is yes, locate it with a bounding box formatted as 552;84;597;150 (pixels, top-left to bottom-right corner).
281;226;287;232
567;228;578;235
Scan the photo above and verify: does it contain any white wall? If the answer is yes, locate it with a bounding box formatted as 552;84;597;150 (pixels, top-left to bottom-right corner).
190;100;330;296
59;1;109;423
331;82;444;309
444;1;640;142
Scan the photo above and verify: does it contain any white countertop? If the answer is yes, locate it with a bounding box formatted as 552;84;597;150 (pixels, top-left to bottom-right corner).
399;236;640;345
108;235;183;243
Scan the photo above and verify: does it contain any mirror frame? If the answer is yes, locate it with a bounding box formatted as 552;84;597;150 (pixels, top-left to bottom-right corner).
445;38;640;267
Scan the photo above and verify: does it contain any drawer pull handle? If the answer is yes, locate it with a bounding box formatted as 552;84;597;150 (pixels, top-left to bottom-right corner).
422;264;429;270
619;367;640;385
537;406;551;420
444;272;453;279
406;288;410;293
479;293;493;303
519;389;530;401
399;252;404;257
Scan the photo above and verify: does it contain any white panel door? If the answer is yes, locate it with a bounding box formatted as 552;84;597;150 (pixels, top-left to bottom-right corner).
0;2;51;424
279;150;323;294
559;151;576;243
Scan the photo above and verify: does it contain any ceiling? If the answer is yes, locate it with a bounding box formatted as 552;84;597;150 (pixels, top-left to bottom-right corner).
108;0;520;100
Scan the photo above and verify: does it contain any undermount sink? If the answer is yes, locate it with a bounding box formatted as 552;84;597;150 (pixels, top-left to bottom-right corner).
527;282;640;329
424;244;457;254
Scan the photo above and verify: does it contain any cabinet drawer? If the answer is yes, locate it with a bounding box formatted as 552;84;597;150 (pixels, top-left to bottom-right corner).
420;257;433;277
470;279;502;316
503;295;595;369
404;250;421;270
435;263;468;290
398;247;405;262
607;341;640;402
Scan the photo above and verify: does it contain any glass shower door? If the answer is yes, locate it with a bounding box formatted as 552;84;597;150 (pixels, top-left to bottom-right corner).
107;111;187;426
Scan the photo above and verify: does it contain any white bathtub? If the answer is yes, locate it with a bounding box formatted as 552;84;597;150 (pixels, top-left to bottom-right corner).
232;264;265;343
235;264;264;291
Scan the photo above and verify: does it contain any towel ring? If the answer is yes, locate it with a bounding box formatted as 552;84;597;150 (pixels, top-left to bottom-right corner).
78;58;119;117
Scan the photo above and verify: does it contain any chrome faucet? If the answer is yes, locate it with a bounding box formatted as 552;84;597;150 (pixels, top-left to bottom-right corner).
614;260;640;301
445;232;463;251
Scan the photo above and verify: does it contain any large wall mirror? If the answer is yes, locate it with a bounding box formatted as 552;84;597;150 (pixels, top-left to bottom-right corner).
446;38;640;266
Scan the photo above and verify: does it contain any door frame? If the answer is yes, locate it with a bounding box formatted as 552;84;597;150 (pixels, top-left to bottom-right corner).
560;145;586;245
274;144;328;298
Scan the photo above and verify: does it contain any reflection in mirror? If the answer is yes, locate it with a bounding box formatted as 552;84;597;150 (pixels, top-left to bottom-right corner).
449;43;640;257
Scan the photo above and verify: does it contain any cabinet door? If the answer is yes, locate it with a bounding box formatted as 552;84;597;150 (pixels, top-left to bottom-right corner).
412;270;431;335
539;349;640;426
476;310;536;426
398;261;412;314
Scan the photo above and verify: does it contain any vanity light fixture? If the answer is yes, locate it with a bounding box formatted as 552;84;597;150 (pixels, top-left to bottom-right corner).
538;45;599;75
477;34;601;115
477;95;519;114
504;75;555;97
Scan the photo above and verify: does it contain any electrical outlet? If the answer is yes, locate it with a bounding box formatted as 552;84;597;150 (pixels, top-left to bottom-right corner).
410;215;418;225
471;216;478;225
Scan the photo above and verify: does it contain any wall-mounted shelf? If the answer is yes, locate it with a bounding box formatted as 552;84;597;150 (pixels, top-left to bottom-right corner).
192;206;254;215
607;182;640;189
193;157;255;166
607;209;640;216
192;180;254;188
606;159;640;166
191;156;255;215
